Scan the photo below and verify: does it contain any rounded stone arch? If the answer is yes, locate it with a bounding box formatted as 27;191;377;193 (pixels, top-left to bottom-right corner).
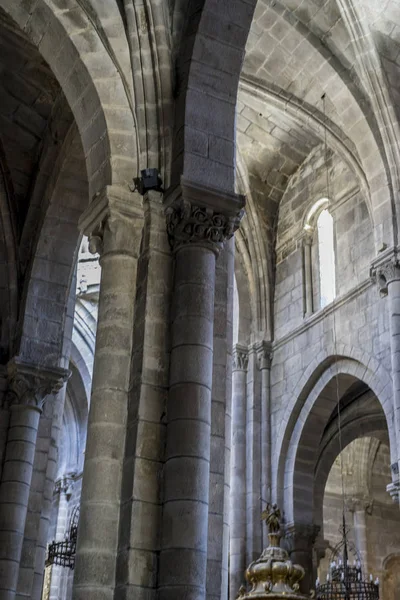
171;0;258;193
313;405;389;531
0;0;137;196
17;125;88;367
274;350;395;525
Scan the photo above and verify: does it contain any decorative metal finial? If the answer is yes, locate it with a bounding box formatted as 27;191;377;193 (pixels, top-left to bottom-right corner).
237;505;313;599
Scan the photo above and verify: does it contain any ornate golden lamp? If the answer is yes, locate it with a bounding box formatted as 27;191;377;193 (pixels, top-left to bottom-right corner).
236;504;313;599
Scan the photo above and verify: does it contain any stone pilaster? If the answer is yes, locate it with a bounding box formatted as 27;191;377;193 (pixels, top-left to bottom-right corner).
285;523;319;593
256;340;273;548
114;190;172;600
0;358;68;600
158;179;244;600
371;248;400;491
229;345;248;599
73;186;144;600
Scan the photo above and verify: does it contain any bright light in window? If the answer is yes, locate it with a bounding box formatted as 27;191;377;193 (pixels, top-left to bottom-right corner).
317;209;335;307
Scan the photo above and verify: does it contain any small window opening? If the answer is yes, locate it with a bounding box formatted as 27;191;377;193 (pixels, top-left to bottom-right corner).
317;209;335;307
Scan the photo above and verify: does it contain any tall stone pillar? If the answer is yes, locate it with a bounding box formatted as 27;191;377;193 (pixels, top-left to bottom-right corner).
158;180;244;600
114;189;172;600
348;496;372;573
207;242;233;600
229;345;248;599
256;341;272;548
285;523;319;593
303;234;313;317
371;250;400;491
0;359;68;600
49;477;73;600
73;186;144;600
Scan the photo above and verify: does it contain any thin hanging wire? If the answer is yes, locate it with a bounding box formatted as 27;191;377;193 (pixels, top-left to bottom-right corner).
321;93;347;522
322;91;353;600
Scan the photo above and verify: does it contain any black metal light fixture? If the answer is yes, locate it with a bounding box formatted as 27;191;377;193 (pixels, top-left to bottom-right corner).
133;168;163;195
316;515;379;600
46;506;79;570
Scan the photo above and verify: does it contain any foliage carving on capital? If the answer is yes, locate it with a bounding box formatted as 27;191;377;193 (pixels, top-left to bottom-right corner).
370;250;400;297
233;346;249;371
256;341;273;370
4;359;69;411
166;197;243;253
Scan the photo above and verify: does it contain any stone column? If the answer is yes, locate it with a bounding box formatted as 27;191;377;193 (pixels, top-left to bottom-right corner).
285;523;319;593
49;477;73;600
0;358;68;600
73;186;144;600
114;189;172;600
371;252;400;488
207;241;233;600
229;345;248;599
303;234;313;317
158;180;244;600
256;341;272;548
348;497;372;573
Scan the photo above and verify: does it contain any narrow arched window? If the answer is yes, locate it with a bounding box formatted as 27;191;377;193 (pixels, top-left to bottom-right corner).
317;209;335;307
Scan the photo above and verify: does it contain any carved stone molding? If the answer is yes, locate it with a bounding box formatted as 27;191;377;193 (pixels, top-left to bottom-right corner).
370;247;400;296
79;185;144;257
4;358;69;411
284;523;320;553
233;345;249;371
164;178;245;254
255;340;273;370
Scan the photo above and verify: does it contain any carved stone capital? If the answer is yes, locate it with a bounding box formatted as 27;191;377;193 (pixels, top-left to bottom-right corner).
255;340;273;370
55;473;77;499
346;495;374;515
285;523;320;553
79;185;144;258
5;358;69;411
233;345;249;371
164;178;245;254
302;230;314;246
370;247;400;297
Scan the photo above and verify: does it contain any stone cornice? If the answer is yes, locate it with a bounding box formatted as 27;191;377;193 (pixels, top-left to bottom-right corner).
164;178;245;254
272;278;372;351
5;358;70;410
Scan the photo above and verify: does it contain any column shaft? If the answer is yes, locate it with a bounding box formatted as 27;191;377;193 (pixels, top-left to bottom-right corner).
221;238;234;600
257;343;272;549
115;191;172;600
73;189;144;600
388;279;400;470
159;245;216;600
0;405;41;599
207;242;231;600
0;360;66;600
229;346;248;599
